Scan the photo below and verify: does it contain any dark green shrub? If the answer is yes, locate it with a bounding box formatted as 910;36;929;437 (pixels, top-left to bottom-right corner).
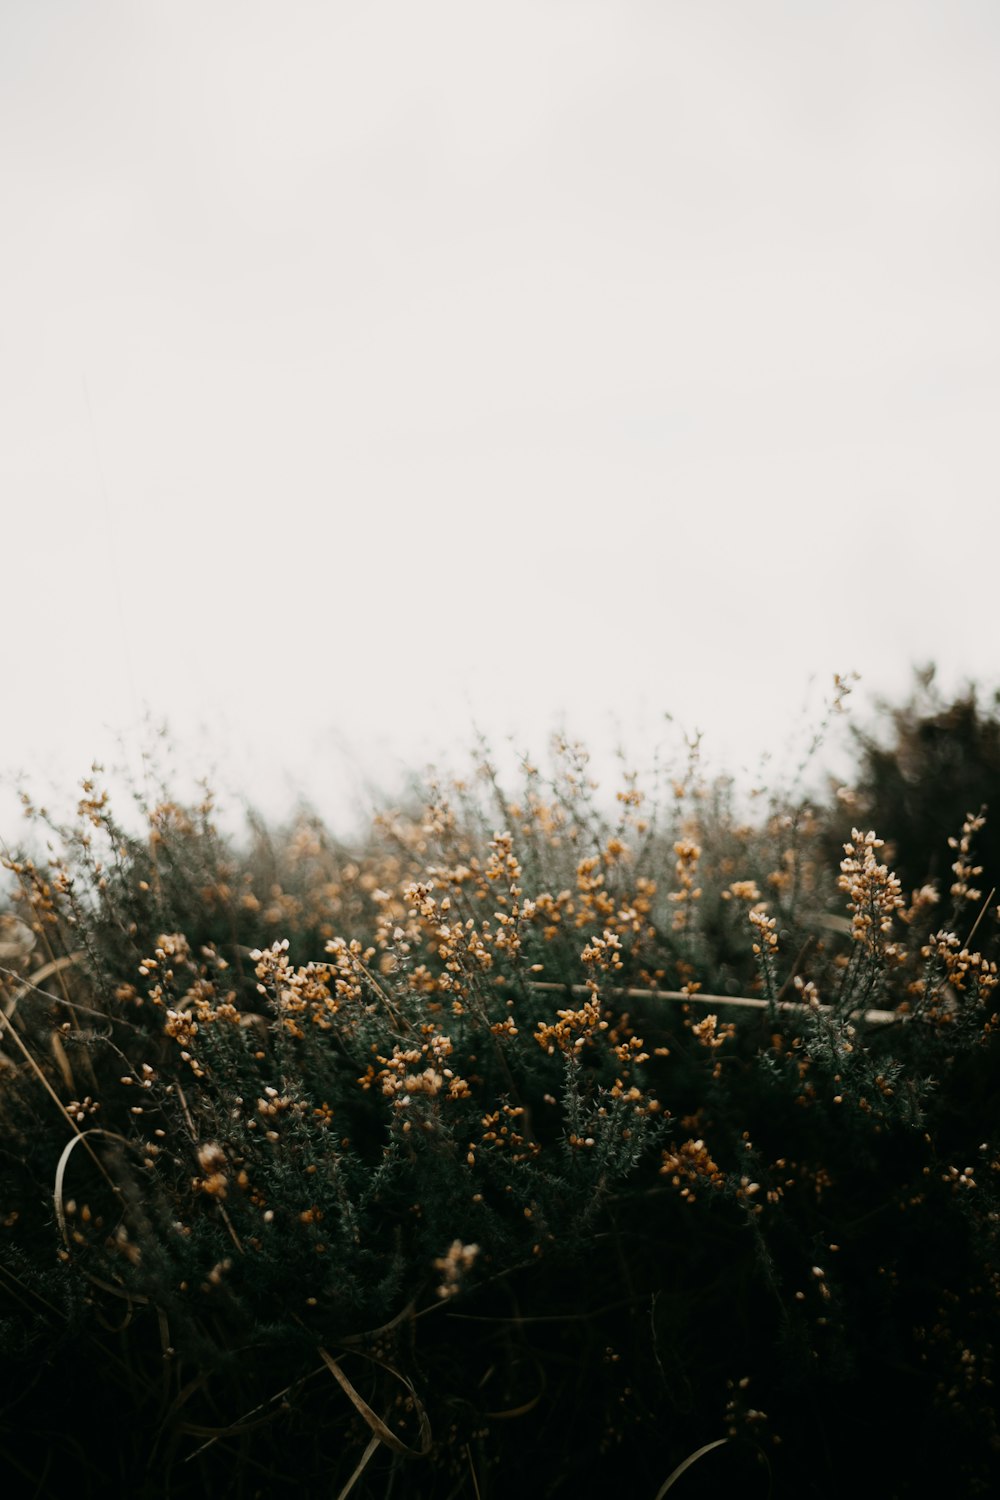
836;665;1000;895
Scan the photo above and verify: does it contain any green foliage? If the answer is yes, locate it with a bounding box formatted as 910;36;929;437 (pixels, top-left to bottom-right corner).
1;721;999;1496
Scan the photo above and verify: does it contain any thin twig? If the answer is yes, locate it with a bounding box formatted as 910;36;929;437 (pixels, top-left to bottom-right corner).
963;887;996;951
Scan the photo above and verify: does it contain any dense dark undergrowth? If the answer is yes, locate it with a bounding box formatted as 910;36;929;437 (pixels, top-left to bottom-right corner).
2;679;1000;1497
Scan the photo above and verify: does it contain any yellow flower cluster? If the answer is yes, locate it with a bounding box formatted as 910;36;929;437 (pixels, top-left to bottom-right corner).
668;837;702;934
838;829;905;952
748;904;779;957
477;1102;536;1162
534;995;608;1056
948;811;986;905
367;1031;471;1113
192;1141;228;1200
919;929;999;1016
251;939;338;1037
660;1138;725;1202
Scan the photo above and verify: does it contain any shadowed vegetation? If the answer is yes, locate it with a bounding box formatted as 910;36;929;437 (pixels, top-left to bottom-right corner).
2;684;1000;1496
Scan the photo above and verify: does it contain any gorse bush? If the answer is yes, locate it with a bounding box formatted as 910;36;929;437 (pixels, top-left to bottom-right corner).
2;719;1000;1497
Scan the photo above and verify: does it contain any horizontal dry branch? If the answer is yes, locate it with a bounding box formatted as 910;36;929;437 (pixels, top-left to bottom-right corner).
525;980;901;1027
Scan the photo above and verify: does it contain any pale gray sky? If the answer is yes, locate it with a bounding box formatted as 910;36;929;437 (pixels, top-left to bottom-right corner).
3;1;999;826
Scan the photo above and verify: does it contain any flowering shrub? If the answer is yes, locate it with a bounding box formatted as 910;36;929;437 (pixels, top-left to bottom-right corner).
1;727;999;1495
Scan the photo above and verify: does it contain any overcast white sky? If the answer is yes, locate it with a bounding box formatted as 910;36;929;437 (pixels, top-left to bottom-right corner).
2;0;999;830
